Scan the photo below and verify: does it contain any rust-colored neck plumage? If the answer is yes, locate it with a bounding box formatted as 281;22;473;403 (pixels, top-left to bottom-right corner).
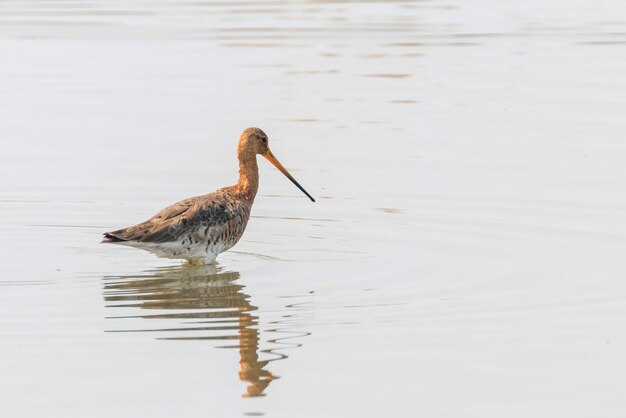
235;144;259;202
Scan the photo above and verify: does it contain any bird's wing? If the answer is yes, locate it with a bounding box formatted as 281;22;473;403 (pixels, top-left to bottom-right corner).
104;192;235;244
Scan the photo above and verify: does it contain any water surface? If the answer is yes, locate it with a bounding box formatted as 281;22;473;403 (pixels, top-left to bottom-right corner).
2;1;626;417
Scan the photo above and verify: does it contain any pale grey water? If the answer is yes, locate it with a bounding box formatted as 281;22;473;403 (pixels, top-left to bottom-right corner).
1;1;626;417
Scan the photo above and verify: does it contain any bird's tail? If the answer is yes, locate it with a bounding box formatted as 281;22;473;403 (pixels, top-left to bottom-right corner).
101;231;128;243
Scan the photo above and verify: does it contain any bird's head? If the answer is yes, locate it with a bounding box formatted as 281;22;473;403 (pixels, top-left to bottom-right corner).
238;127;315;202
239;127;270;155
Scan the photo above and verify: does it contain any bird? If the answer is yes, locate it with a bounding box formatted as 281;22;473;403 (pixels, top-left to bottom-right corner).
102;127;315;264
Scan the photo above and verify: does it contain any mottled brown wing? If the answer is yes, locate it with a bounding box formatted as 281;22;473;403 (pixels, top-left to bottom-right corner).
103;193;234;244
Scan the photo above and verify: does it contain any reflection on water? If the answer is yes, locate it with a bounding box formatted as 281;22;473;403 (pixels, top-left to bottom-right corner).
103;265;308;397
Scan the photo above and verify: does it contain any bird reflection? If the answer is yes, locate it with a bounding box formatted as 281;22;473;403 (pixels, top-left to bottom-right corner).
103;264;305;397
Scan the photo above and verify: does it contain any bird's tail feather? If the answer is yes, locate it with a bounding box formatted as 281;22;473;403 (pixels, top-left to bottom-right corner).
102;231;128;243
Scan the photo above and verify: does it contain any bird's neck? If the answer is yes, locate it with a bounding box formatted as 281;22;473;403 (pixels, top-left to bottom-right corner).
235;152;259;201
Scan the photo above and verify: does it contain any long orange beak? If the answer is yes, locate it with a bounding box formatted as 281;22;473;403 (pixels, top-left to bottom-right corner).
262;149;315;202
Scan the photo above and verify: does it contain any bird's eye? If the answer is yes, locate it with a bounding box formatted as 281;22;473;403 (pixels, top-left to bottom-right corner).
260;137;267;143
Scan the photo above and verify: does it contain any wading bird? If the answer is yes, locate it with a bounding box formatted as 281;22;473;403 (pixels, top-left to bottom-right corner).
102;127;314;263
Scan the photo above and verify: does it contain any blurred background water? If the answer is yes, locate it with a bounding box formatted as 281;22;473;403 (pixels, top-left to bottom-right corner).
1;1;626;417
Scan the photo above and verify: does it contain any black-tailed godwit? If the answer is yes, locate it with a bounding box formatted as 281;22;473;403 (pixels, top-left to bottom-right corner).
102;127;314;263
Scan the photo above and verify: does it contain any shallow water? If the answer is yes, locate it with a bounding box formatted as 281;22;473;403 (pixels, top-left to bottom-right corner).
2;1;626;417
